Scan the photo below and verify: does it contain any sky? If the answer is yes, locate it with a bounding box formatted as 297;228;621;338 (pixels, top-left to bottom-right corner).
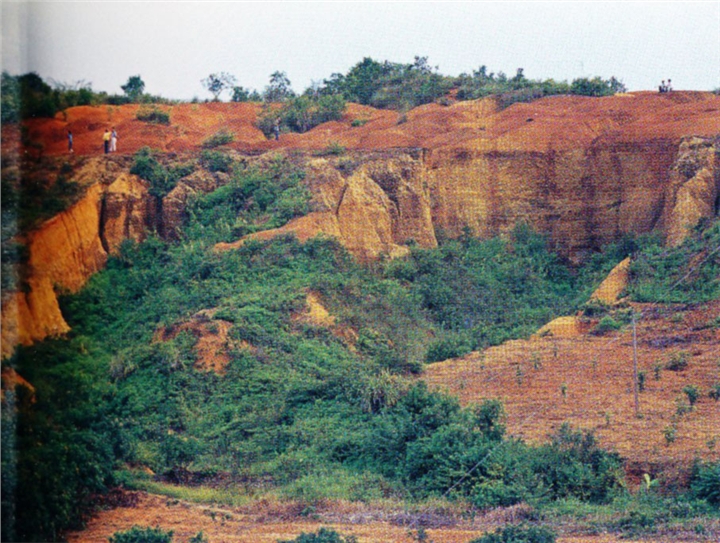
2;1;719;100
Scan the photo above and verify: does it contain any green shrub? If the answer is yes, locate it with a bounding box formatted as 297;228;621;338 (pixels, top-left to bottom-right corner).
470;523;556;543
683;385;700;406
129;147;195;199
592;316;622;335
279;528;357;543
257;94;346;137
188;532;208;543
690;462;720;505
136;106;170;125
709;383;720;401
531;424;624;503
425;334;472;363
200;150;233;173
570;77;618;97
185;157;309;242
319;142;346;156
638;371;646;392
665;351;689;372
612;509;658;537
202;129;235;149
109;525;174;543
628;219;720;303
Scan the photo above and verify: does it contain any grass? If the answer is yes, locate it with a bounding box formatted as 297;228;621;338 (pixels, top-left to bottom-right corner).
124;476;254;508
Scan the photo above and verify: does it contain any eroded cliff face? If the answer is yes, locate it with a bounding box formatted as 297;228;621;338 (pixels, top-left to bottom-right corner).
218;136;718;263
1;162;155;358
216;153;436;260
425;140;679;260
3;94;719;357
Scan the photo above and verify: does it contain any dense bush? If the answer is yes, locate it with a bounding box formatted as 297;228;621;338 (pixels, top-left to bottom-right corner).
129;147;195;198
2;339;120;542
690;462;720;505
279;528;357;543
109;526;174;543
628;218;720;303
136;106;171;125
201;129;235;148
570;76;625;96
258;94;346;137
199;149;233;173
185;155;309;242
389;223;577;353
470;524;556;543
319;56;452;111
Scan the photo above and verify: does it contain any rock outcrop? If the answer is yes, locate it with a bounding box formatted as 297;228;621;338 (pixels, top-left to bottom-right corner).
1;165;156;358
590;257;632;305
101;173;156;253
663;136;719;246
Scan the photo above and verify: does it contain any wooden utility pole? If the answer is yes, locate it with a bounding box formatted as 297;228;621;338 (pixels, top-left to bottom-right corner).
632;310;639;417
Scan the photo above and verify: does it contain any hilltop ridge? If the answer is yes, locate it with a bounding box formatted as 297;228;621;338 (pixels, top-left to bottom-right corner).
5;91;719;156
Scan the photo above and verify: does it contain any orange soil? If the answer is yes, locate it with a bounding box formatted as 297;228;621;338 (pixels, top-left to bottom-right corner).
66;492;649;543
424;301;720;468
154;315;236;375
5;92;719;159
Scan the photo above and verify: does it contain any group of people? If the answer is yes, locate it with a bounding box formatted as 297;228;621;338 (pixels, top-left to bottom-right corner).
103;127;119;153
67;127;119;154
658;79;673;93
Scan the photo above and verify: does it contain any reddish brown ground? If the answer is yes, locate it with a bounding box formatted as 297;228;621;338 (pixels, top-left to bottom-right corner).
424;301;720;469
66;492;649;543
4;92;719;159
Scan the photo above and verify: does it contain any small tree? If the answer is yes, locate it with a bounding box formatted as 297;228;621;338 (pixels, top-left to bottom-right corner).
231;86;261;102
264;71;294;102
202;72;237;101
121;75;145;101
231;86;250;102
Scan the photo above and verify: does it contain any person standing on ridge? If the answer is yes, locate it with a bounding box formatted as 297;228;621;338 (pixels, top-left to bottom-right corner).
273;118;280;141
67;130;73;153
103;129;111;154
667;79;673;92
110;127;118;152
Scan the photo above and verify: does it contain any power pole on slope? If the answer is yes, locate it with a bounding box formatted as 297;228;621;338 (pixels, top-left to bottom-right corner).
632;310;640;418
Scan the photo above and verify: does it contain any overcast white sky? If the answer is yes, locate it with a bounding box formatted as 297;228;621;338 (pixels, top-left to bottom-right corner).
2;1;719;100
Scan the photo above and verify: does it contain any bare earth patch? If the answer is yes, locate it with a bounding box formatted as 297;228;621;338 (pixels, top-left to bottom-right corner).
423;300;720;469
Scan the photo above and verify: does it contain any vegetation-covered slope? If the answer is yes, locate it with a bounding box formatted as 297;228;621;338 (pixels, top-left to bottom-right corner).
2;153;719;542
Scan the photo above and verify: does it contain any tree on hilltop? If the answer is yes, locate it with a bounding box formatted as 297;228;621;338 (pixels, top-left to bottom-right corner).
121;75;145;101
202;72;237;102
263;71;294;103
231;86;261;102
